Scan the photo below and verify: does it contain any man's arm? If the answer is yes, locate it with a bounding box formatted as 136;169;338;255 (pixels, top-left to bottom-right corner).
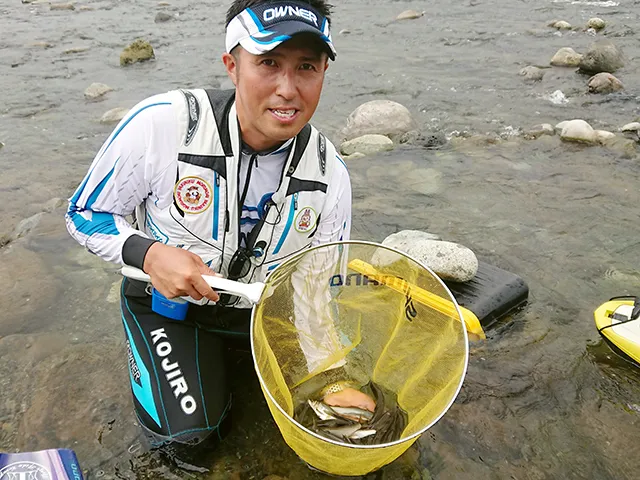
65;93;219;302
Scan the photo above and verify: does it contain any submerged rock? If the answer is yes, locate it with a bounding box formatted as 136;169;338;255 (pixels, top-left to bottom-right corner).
620;122;640;142
341;100;415;142
340;134;393;156
587;18;606;31
100;107;130;124
397;130;447;149
550;20;572;30
84;82;113;100
12;213;45;241
525;124;555;139
519;66;545;82
559;119;597;144
154;12;174;23
120;39;155;66
588;73;624;94
550;47;582;67
594;130;616;144
379;231;478;282
578;39;624;74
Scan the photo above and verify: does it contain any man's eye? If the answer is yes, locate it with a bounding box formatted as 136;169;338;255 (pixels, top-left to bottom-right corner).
300;63;317;71
261;59;276;67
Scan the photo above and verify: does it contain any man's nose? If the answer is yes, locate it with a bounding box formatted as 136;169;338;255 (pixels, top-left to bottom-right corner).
275;68;297;100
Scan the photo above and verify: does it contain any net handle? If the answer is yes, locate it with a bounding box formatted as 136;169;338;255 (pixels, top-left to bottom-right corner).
120;265;265;304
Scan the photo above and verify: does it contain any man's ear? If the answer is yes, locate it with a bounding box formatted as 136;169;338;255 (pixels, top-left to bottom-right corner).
222;52;238;86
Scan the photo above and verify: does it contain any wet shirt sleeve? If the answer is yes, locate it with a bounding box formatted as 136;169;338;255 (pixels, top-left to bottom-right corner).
65;93;179;267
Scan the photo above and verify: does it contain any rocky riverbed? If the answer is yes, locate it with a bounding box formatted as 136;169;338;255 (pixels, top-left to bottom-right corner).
1;0;640;479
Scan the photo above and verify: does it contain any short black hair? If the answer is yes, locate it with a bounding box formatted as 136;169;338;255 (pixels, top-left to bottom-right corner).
225;0;333;27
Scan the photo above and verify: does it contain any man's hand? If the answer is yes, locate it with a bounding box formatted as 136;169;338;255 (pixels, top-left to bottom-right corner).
324;387;376;413
142;243;220;303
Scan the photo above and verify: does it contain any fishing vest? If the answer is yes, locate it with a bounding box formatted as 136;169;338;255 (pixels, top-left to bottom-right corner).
136;88;339;307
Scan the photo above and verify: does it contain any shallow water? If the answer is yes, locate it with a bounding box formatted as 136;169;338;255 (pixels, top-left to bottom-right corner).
1;0;640;478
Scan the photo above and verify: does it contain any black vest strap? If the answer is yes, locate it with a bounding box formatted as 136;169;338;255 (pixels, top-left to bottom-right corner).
286;124;312;177
204;89;236;157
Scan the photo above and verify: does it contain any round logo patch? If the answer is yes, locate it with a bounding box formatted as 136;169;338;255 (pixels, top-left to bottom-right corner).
174;176;212;214
295;207;317;233
0;461;52;480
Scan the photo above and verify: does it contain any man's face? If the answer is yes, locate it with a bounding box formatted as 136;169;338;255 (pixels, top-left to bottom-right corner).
222;35;329;151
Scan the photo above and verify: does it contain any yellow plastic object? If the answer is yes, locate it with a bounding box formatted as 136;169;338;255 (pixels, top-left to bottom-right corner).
348;259;486;340
594;299;640;364
251;241;469;476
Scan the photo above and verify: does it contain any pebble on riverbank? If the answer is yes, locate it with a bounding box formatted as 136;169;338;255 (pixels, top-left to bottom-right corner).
550;47;582;67
588;73;624;94
120;39;155;66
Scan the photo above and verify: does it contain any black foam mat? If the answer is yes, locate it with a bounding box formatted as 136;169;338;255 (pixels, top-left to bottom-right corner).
444;261;529;329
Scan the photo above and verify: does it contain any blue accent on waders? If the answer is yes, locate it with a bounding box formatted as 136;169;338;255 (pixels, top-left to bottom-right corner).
122;320;161;428
272;196;296;254
121;283;170;432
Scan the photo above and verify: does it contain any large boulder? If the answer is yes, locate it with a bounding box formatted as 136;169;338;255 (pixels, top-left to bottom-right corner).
578;39;624;74
377;230;478;282
550;47;582;67
120;39;155;66
587;72;624;94
341;100;415;142
340;134;393;156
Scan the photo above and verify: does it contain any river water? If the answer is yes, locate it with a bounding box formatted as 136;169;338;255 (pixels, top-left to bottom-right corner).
1;0;639;478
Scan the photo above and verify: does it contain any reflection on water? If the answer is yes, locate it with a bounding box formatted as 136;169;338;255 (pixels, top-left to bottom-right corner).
1;0;640;478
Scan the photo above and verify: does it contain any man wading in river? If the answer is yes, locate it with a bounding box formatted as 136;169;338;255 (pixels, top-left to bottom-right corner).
65;0;374;466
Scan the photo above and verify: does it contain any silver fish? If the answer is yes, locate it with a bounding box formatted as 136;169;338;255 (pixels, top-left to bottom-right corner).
308;400;338;421
329;405;374;423
349;429;377;439
323;424;362;438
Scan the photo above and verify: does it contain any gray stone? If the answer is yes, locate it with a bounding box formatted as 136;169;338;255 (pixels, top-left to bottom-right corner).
343;152;366;161
588;73;624;94
519;66;545;82
100;107;130;124
398;130;447;149
526;124;555;139
154;12;174;23
550;47;582;67
120;39;155;66
63;46;90;54
594;130;616;144
620;122;640;142
559;119;597;144
340;134;393;156
551;20;572;30
341;100;415;142
28;42;54;49
50;2;75;10
84;82;113;100
554;120;569;135
378;231;478;282
587;18;606;31
339;29;351;35
578;39;624;74
12;213;45;241
396;10;424;21
602;136;637;158
43;197;65;212
406;168;443;195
